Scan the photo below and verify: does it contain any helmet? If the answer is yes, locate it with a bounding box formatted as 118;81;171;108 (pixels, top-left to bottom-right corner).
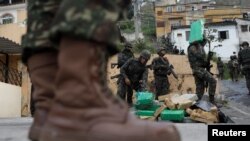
157;47;165;54
242;41;249;47
140;50;151;60
125;42;133;49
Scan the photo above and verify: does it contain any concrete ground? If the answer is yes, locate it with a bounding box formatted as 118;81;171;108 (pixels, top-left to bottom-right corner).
219;79;250;123
1;79;249;141
0;118;208;141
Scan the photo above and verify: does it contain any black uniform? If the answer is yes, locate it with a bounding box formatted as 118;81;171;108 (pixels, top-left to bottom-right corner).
117;48;134;68
118;58;148;105
152;56;170;99
217;59;224;80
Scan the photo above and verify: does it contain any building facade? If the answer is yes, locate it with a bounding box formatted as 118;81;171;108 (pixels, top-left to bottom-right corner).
155;0;250;38
171;21;240;61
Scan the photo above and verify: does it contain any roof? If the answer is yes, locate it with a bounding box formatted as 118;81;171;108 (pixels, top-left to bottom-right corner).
0;37;22;54
172;21;237;30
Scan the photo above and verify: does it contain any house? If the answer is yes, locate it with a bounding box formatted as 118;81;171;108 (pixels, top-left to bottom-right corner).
155;0;250;38
171;21;240;61
0;1;27;118
235;18;250;45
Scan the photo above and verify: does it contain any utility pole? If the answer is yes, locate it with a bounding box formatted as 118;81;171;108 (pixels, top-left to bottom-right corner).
134;0;140;40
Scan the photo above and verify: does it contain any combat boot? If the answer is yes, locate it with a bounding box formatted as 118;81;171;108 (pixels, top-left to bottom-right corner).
27;52;58;141
39;38;180;141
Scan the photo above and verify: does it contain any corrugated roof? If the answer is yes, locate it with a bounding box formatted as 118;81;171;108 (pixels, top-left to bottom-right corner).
0;37;22;54
172;21;237;30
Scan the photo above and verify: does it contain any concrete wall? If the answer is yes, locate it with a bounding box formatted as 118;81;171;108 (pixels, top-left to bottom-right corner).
0;82;21;118
171;25;239;61
236;19;250;45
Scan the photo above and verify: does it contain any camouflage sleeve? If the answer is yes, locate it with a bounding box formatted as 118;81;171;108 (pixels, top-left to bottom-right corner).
49;0;131;55
120;58;132;78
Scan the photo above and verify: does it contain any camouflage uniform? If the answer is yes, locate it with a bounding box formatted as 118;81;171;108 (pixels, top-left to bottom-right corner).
117;43;134;68
188;43;217;103
22;0;129;62
228;57;239;82
217;58;224;80
118;58;149;105
238;43;250;95
152;56;171;99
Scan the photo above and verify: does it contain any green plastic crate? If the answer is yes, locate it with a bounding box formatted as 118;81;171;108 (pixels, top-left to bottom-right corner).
136;92;154;105
189;19;204;44
160;110;184;121
136;110;155;117
135;102;160;110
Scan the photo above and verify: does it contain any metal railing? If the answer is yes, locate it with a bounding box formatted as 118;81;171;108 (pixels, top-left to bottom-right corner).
0;64;22;86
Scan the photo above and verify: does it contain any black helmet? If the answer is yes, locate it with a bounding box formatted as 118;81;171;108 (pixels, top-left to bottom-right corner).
242;41;249;47
157;47;165;54
140;50;151;60
125;42;133;49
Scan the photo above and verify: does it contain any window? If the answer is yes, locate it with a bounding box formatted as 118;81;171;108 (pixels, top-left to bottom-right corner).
202;6;208;10
166;6;173;13
186;31;190;41
177;33;182;37
218;31;229;40
176;6;185;12
1;14;14;24
241;25;248;32
157;21;165;27
157;11;163;16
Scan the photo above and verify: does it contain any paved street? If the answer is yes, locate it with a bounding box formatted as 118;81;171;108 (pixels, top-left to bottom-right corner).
219;79;250;123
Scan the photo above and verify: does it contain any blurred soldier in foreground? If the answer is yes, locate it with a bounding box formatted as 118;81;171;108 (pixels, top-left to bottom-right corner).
188;39;217;103
22;0;180;141
217;57;224;80
152;47;171;99
117;50;150;106
228;56;239;82
238;42;250;95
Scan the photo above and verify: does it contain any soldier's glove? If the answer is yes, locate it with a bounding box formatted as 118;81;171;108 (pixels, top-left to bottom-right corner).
125;77;131;86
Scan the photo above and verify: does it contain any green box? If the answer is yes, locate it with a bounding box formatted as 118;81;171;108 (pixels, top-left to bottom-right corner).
189;19;204;44
136;110;155;117
136;92;154;105
160;110;184;121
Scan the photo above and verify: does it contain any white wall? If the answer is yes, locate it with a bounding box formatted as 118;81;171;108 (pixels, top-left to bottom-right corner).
236;19;250;45
171;25;240;61
0;82;21;118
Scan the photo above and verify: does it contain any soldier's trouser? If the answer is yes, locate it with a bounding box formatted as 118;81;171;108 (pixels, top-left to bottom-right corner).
245;72;250;94
154;75;169;99
117;78;134;105
193;68;217;101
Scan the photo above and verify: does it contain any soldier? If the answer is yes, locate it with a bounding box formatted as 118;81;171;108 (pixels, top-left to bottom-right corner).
152;47;171;99
117;42;134;68
228;56;239;82
188;40;217;103
238;41;250;95
217;57;224;80
118;50;151;106
22;0;180;141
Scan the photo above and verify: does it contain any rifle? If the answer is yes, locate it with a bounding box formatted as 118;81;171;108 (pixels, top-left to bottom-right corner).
110;65;152;80
111;63;118;69
169;64;178;80
205;51;214;92
159;57;178;80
